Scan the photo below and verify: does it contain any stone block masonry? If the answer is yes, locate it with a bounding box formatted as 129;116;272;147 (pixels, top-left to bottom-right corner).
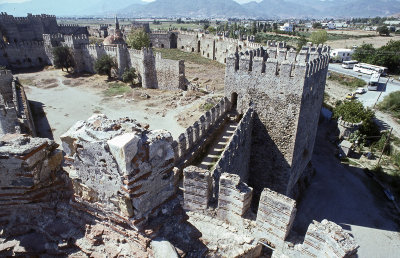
0;134;64;216
213;107;253;193
256;188;297;248
301;220;359;257
61;114;177;227
224;44;330;197
0;70;35;136
183;166;212;211
217;173;253;222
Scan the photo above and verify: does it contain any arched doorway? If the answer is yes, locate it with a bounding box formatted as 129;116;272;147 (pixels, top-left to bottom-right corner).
197;40;200;53
169;33;177;49
231;92;238;111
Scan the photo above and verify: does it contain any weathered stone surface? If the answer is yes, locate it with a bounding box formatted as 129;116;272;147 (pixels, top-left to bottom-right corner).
151;238;179;258
61;114;176;224
256;188;297;248
301;220;359;258
107;133;140;176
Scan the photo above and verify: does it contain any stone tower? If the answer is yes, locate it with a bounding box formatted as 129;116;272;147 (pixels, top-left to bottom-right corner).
115;15;120;30
224;42;330;198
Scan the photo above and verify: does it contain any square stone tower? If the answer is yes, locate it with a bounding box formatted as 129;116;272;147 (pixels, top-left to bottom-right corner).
224;42;330;197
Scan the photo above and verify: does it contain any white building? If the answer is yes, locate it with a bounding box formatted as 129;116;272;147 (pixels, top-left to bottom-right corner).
280;23;294;32
330;48;354;62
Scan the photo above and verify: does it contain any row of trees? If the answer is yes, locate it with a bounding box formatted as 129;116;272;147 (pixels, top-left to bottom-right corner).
352;40;400;74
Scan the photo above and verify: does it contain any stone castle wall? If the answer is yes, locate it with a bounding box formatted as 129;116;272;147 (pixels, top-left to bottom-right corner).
0;70;35;135
224;45;330;197
0;12;58;42
174;97;230;167
212;108;253;199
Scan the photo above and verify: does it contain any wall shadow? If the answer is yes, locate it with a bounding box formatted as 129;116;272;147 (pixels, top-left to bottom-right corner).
29;100;53;140
248;112;291;211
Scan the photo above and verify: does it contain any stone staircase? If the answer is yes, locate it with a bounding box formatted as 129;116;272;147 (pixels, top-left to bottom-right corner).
198;112;239;170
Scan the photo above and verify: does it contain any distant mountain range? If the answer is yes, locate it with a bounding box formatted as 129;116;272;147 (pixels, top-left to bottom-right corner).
1;0;400;18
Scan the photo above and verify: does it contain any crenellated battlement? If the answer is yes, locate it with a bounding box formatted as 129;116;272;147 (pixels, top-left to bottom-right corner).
104;45;117;53
43;33;64;40
227;45;329;79
128;48;142;56
58;24;79;27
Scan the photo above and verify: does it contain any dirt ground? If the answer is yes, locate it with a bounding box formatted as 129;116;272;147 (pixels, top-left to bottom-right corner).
327;34;400;49
185;62;225;93
18;67;222;143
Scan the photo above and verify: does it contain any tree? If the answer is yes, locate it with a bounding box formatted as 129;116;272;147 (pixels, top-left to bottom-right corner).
206;26;216;34
251;21;257;35
122;67;138;86
312;22;322;29
377;25;390;36
296;35;308;52
94;55;116;80
52;46;74;73
333;100;380;137
310;30;327;45
126;29;150;50
352;43;376;63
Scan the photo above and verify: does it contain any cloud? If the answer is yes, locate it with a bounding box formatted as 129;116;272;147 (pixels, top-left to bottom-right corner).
0;0;30;4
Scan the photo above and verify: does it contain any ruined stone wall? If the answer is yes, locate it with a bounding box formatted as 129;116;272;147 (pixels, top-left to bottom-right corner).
0;69;14;105
337;117;362;140
199;36;215;60
150;32;175;49
174;97;230;167
212;108;253;198
255;188;297;247
183;166;213;211
217;173;253;222
224;45;330;196
0;41;49;69
0;134;63;200
0;70;35;135
61;114;177;227
155;53;185;90
177;32;199;53
300;220;359;257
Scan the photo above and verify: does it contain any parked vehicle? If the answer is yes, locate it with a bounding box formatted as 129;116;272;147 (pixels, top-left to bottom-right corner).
367;73;380;91
342;60;358;69
353;63;388;76
345;93;356;100
330;49;353;62
355;87;367;94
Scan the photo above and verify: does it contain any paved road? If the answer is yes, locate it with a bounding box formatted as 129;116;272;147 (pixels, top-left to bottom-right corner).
328;63;400;107
292;122;400;258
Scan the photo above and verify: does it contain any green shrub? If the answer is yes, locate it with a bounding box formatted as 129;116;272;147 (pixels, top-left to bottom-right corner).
378;91;400;119
328;71;366;89
333;100;380;137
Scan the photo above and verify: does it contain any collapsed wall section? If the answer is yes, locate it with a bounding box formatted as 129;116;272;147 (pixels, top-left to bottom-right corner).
61;114;177;228
0;134;65;221
255;188;297;248
300;220;359;257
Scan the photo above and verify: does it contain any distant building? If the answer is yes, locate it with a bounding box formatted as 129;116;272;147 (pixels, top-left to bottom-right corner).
280;23;294;32
330;48;353;62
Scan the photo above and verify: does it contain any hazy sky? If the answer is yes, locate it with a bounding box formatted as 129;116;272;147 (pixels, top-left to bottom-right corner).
0;0;264;4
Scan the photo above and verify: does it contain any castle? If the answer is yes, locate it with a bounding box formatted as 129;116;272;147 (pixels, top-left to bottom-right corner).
0;12;359;257
0;13;185;91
